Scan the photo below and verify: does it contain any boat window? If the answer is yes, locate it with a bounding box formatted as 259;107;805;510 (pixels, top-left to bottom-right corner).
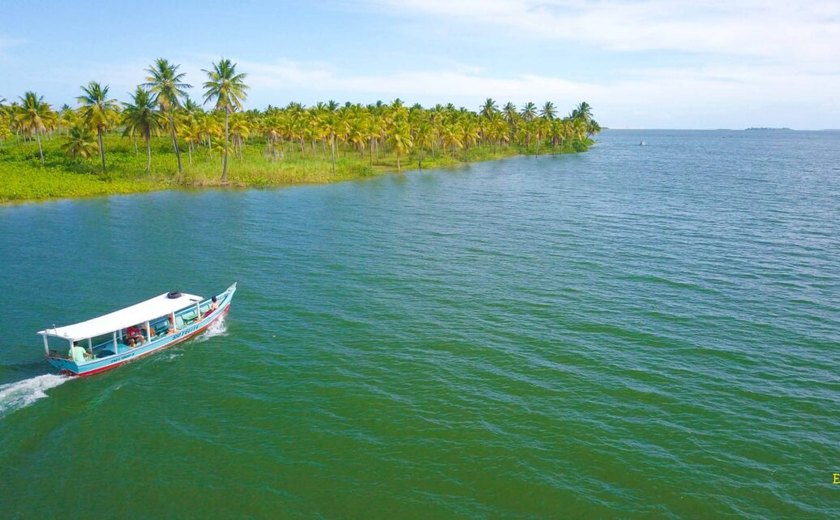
43;335;68;356
89;333;116;350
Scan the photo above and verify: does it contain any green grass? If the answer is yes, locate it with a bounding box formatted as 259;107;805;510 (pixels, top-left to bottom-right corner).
0;135;590;203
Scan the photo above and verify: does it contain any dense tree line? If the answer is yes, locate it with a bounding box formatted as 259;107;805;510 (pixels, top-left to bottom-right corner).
0;59;600;180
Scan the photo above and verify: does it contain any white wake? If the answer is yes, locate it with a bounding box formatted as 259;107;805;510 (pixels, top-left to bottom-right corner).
196;316;228;342
0;374;69;419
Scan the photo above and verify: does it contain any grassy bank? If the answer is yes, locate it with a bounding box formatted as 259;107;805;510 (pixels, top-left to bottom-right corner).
0;134;589;203
3;62;600;203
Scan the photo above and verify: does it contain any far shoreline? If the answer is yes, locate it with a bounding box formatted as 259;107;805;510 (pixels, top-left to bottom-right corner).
2;93;599;204
1;145;585;206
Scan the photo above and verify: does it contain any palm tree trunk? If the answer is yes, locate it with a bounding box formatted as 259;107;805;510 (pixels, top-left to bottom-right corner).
169;112;183;175
35;132;44;164
222;109;229;183
330;134;336;175
145;134;152;173
98;128;106;173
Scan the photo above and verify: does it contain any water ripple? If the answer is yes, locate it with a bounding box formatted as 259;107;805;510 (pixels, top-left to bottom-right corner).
1;131;839;517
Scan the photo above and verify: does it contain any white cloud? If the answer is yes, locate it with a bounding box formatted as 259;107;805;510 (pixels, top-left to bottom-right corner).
227;56;840;128
338;0;840;127
239;58;334;88
361;0;840;68
29;49;840;128
18;0;837;129
223;58;597;103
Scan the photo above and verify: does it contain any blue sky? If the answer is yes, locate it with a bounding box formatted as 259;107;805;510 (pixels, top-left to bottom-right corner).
2;0;839;129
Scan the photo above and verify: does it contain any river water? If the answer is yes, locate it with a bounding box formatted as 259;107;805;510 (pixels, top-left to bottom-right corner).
1;130;838;518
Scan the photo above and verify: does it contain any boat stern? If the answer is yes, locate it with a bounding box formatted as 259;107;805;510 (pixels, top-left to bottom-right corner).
46;356;80;376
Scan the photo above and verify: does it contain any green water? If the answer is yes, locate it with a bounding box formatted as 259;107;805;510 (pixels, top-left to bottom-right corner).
1;130;838;518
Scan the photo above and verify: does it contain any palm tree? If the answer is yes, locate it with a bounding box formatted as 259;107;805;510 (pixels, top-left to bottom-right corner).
387;118;412;172
480;98;498;119
520;102;538;149
202;58;248;182
441;123;463;158
228;113;250;159
63;126;97;160
367;111;384;165
59;104;80;132
540;101;556;120
77;81;119;173
319;100;341;174
487;114;509;154
122;86;162;173
502;102;519;142
569;102;599;138
285;102;307;154
347;109;370;159
571;101;592;123
502;102;517;122
460;117;480;159
0;107;11;142
15;91;56;164
180;121;201;166
520;102;537;122
183;96;203;115
144;58;191;175
198;112;222;150
413;120;435;169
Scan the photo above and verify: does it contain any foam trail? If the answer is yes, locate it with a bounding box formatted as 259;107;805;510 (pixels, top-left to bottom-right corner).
0;374;69;419
197;316;228;342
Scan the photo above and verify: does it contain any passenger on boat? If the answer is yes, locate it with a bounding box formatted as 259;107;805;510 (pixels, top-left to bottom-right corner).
203;296;218;317
167;313;178;335
125;324;144;347
68;342;91;362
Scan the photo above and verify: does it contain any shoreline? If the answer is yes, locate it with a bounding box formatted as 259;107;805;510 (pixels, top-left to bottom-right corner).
3;93;598;204
1;143;588;205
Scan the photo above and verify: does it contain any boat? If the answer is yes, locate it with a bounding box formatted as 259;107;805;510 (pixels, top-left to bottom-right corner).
38;283;237;376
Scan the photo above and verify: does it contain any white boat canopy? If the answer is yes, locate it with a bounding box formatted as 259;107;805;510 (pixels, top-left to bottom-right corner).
38;292;203;341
